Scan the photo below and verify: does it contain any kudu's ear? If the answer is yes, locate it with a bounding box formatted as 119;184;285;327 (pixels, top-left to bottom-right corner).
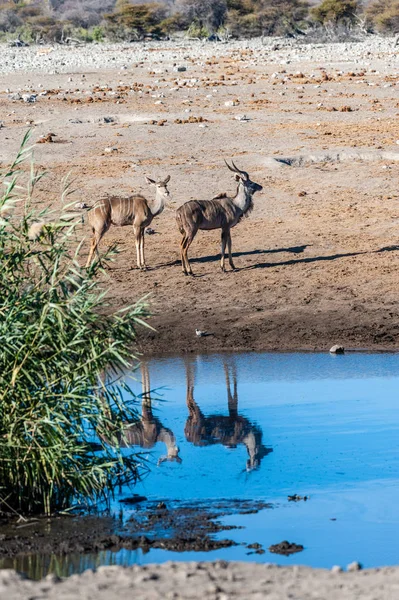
145;176;156;185
163;175;171;184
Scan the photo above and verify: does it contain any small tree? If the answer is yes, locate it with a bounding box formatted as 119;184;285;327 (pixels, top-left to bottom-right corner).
311;0;359;25
175;0;227;32
226;0;309;37
366;0;399;32
105;1;168;39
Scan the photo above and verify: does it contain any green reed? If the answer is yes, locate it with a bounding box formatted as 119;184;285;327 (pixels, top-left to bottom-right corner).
0;132;150;515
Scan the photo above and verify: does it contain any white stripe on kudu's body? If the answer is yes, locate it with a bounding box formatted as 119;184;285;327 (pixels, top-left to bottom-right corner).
176;162;262;276
86;176;170;269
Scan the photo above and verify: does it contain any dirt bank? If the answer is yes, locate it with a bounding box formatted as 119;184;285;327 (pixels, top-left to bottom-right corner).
2;561;399;599
1;37;399;354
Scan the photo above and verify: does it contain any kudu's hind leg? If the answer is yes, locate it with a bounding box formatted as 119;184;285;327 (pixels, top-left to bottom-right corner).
86;229;102;267
180;235;187;274
220;230;228;271
182;234;195;276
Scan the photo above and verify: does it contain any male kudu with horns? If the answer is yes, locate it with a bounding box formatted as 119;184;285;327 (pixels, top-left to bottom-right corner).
176;161;262;275
184;358;272;472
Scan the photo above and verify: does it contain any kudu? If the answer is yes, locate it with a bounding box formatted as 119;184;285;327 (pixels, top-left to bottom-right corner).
110;362;181;465
184;359;272;471
176;161;262;275
86;176;171;269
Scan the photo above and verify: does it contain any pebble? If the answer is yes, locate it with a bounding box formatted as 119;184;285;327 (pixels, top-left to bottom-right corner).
347;561;362;572
329;345;345;354
331;565;343;573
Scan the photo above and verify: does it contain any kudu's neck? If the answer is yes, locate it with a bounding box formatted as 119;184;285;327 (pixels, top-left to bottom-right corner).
147;188;166;217
232;181;252;213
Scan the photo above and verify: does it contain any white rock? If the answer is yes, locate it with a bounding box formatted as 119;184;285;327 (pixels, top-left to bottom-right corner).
329;345;345;354
347;561;362;572
331;565;343;573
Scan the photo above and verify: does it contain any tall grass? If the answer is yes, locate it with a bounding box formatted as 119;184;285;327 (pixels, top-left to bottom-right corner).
0;132;149;515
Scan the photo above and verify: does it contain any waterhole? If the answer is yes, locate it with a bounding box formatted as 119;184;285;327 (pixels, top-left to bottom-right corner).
2;351;399;578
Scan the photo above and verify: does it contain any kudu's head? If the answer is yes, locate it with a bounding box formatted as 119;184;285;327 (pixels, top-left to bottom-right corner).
157;445;182;466
145;175;171;200
225;160;262;196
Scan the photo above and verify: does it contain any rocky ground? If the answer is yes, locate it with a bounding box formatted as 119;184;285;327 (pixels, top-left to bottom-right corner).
3;561;399;599
1;37;399;355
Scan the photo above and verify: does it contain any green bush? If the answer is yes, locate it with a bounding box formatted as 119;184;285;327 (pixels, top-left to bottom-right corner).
104;1;168;39
226;0;309;37
366;0;399;32
91;24;105;41
0;133;149;515
311;0;359;25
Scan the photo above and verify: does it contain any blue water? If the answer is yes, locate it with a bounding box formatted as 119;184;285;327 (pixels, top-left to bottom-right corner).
5;352;399;576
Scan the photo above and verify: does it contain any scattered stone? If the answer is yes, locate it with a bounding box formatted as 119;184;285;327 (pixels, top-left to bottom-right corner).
104;147;118;153
9;39;29;47
175;66;187;72
98;116;117;124
347;561;362;572
75;202;89;209
331;565;343;573
22;94;37;103
37;133;56;143
235;114;250;121
288;494;309;502
145;227;155;235
269;541;304;555
329;345;345;354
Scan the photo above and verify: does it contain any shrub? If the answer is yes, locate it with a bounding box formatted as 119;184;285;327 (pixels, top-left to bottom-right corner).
104;1;168;39
310;0;359;25
226;0;309;37
366;0;399;32
0;133;149;515
175;0;227;31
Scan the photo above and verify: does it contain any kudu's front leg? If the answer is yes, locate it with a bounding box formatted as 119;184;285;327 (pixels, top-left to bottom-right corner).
227;230;236;271
133;225;142;269
140;227;147;270
220;230;228;272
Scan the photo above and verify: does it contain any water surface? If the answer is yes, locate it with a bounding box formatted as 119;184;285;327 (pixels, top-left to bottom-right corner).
5;352;399;576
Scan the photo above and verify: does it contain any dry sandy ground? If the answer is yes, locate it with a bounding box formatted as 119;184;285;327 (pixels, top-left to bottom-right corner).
1;37;399;355
2;561;399;599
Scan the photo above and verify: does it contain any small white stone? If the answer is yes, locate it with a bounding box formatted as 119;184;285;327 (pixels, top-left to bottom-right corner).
329;345;345;354
347;561;362;572
331;565;343;573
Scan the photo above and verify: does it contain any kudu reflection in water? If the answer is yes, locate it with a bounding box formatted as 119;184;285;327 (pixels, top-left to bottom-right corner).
184;359;272;471
115;363;182;465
